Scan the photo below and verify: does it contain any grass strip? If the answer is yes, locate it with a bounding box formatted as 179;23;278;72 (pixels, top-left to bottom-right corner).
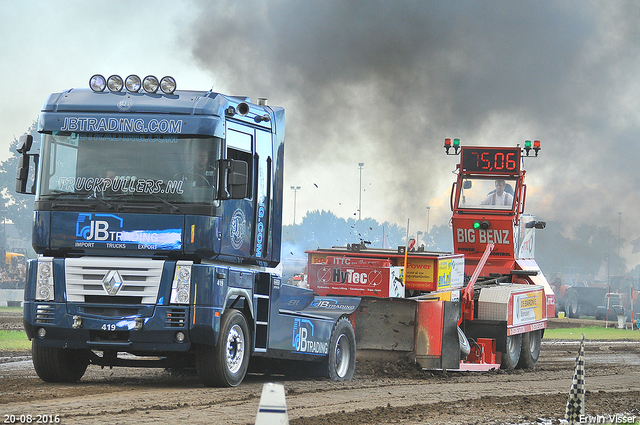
545;326;640;340
0;330;30;351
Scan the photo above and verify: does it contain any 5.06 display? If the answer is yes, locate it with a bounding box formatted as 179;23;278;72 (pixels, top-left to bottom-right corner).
461;147;521;173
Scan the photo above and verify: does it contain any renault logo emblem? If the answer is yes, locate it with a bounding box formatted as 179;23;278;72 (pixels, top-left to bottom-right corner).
102;270;124;296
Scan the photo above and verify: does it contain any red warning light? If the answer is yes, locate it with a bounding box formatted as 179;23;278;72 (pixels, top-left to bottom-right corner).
524;140;541;157
444;138;460;155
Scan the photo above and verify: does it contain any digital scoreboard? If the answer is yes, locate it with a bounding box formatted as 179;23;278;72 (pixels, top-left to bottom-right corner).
461;147;521;173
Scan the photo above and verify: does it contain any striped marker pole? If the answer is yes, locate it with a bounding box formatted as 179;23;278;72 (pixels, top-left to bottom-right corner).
565;334;585;424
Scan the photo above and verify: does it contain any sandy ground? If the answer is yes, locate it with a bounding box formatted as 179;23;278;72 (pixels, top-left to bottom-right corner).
1;311;639;424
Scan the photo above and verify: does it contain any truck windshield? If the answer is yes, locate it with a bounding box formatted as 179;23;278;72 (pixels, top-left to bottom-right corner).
37;132;222;204
458;177;517;211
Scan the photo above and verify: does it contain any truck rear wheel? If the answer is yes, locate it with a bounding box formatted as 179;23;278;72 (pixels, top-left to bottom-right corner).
31;341;89;383
517;330;541;369
566;293;580;318
196;309;250;387
500;333;522;370
327;317;356;381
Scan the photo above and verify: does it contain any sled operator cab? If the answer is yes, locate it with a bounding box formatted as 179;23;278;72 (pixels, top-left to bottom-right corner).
445;139;555;320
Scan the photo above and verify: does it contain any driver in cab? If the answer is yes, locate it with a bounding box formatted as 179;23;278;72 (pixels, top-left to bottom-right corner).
186;148;215;187
480;179;513;207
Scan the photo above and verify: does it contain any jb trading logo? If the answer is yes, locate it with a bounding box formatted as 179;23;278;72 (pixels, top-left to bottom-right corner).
76;213;124;243
309;298;355;310
75;213;182;250
292;318;328;354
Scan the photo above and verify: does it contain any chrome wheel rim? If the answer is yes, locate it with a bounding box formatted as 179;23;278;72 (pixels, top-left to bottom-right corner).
226;324;245;374
334;334;350;378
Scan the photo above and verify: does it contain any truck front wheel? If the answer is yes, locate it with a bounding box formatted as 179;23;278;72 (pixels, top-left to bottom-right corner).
517;330;541;369
501;333;522;370
32;341;89;383
196;309;250;387
327;317;356;381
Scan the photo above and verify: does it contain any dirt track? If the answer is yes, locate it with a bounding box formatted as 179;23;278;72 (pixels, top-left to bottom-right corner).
1;311;639;424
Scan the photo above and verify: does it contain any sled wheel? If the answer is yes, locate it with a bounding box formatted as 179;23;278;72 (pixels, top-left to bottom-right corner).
501;333;522;370
458;326;471;359
32;341;89;383
517;330;541;369
327;317;356;381
196;309;250;387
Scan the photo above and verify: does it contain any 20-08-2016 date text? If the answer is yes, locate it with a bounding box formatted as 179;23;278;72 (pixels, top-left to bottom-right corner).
3;414;60;424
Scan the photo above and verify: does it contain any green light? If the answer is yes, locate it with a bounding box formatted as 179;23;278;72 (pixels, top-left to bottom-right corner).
525;140;532;148
473;220;490;230
453;138;460;147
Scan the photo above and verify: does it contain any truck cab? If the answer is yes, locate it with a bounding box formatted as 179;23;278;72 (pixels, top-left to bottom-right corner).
16;75;358;386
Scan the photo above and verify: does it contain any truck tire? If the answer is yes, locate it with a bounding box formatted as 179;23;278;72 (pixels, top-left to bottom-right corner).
501;333;522;370
196;309;249;387
566;293;580;318
517;330;541;369
327;317;356;381
31;341;89;383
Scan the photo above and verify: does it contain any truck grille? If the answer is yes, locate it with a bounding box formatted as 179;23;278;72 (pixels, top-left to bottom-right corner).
65;257;164;304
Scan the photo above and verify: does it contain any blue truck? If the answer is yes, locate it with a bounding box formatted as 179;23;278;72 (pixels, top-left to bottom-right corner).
16;74;359;387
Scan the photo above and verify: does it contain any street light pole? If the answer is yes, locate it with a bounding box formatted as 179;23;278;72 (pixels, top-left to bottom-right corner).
358;163;364;220
1;209;6;252
618;211;622;259
290;186;301;226
426;206;430;234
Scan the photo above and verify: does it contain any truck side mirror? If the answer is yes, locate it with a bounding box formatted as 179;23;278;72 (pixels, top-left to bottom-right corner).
218;159;248;200
17;134;33;154
16;135;37;195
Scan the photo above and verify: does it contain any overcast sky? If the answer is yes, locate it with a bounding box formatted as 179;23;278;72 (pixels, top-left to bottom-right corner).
2;1;640;266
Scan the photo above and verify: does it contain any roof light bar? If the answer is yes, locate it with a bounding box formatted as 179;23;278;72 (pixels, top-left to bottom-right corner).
89;74;177;94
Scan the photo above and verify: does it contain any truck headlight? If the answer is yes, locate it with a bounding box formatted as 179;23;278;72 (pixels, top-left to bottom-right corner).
36;257;54;301
170;261;192;304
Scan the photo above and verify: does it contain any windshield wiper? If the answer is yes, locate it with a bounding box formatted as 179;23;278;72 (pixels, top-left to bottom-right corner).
115;192;183;213
43;189;80;197
147;193;182;213
86;193;115;210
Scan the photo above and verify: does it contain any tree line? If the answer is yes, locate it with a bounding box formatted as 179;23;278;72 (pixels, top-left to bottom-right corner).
283;210;630;280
